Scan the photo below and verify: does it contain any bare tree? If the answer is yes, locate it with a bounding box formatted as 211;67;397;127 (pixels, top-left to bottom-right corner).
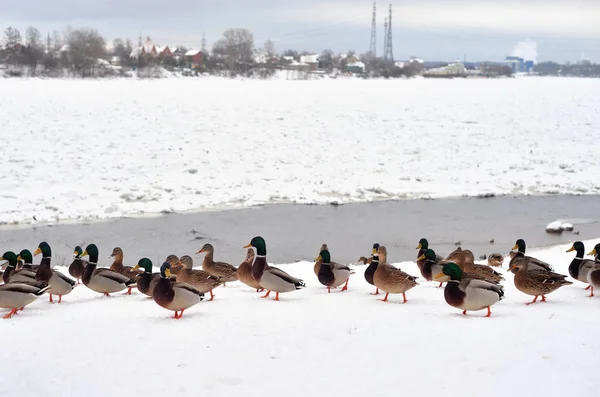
3;27;22;47
319;49;334;70
217;28;254;71
25;26;42;49
52;30;62;51
263;39;275;57
68;28;107;76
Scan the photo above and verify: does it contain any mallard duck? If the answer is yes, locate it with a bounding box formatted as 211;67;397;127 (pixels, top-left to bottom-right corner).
80;244;136;297
132;257;177;298
586;244;600;297
165;255;182;277
132;258;160;298
244;236;305;301
434;262;504;317
313;244;328;276
68;246;87;283
416;249;449;287
445;247;475;268
487;253;504;267
508;259;572;304
196;243;238;284
509;239;553;275
566;241;595;290
152;261;204;319
1;251;36;284
33;242;76;304
175;255;224;301
315;249;354;293
415;238;431;271
16;249;39;272
461;261;505;284
237;248;264;292
0;280;50;319
360;243;380;295
373;246;419;303
109;247;143;295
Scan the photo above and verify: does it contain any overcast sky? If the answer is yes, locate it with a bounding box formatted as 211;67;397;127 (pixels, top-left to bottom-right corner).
1;0;599;62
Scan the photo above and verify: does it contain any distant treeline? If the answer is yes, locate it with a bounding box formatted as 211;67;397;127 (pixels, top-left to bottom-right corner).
1;25;598;79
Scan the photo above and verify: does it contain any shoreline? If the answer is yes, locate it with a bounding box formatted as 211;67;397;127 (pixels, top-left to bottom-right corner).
1;194;598;265
1;192;598;231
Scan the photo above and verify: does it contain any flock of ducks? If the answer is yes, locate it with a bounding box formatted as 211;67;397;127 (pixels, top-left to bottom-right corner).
1;237;599;320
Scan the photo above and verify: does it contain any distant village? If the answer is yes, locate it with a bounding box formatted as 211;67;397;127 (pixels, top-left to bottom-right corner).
1;26;598;79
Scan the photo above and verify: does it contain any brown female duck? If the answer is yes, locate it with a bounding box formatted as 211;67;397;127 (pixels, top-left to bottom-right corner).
237;248;264;292
373;246;419;303
196;243;238;284
175;255;224;301
109;247;143;295
508;258;572;304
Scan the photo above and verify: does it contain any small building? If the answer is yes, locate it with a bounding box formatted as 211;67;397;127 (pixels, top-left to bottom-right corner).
299;54;319;71
424;61;466;77
504;56;534;73
185;49;203;68
155;46;172;57
346;61;365;74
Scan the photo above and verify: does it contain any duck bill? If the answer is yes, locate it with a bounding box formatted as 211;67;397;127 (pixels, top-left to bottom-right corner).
371;248;377;255
507;265;515;273
433;271;444;280
416;244;422;249
17;255;22;261
81;251;88;257
165;268;172;278
315;255;322;262
133;265;140;270
511;244;518;251
242;244;252;249
566;246;575;252
588;249;597;256
34;247;42;256
417;254;426;261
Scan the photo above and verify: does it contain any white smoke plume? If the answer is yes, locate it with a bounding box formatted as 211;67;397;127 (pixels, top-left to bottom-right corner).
510;39;538;63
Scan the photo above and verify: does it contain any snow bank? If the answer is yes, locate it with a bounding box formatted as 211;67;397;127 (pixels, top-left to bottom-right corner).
0;77;599;225
2;238;598;396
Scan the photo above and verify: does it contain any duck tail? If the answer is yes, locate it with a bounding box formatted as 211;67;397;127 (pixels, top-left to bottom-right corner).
295;280;306;289
125;279;136;287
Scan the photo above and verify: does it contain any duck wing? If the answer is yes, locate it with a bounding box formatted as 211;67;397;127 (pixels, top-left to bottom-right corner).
172;282;205;297
268;266;305;285
461;278;504;297
0;282;51;295
525;256;553;271
94;269;134;284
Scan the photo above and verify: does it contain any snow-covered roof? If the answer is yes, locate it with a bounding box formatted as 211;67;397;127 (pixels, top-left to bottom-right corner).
282;56;294;61
300;54;319;64
185;49;201;56
347;61;365;68
130;47;143;58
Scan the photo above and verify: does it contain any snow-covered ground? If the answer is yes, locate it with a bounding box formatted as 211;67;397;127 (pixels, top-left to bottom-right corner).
1;77;599;225
2;238;598;397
